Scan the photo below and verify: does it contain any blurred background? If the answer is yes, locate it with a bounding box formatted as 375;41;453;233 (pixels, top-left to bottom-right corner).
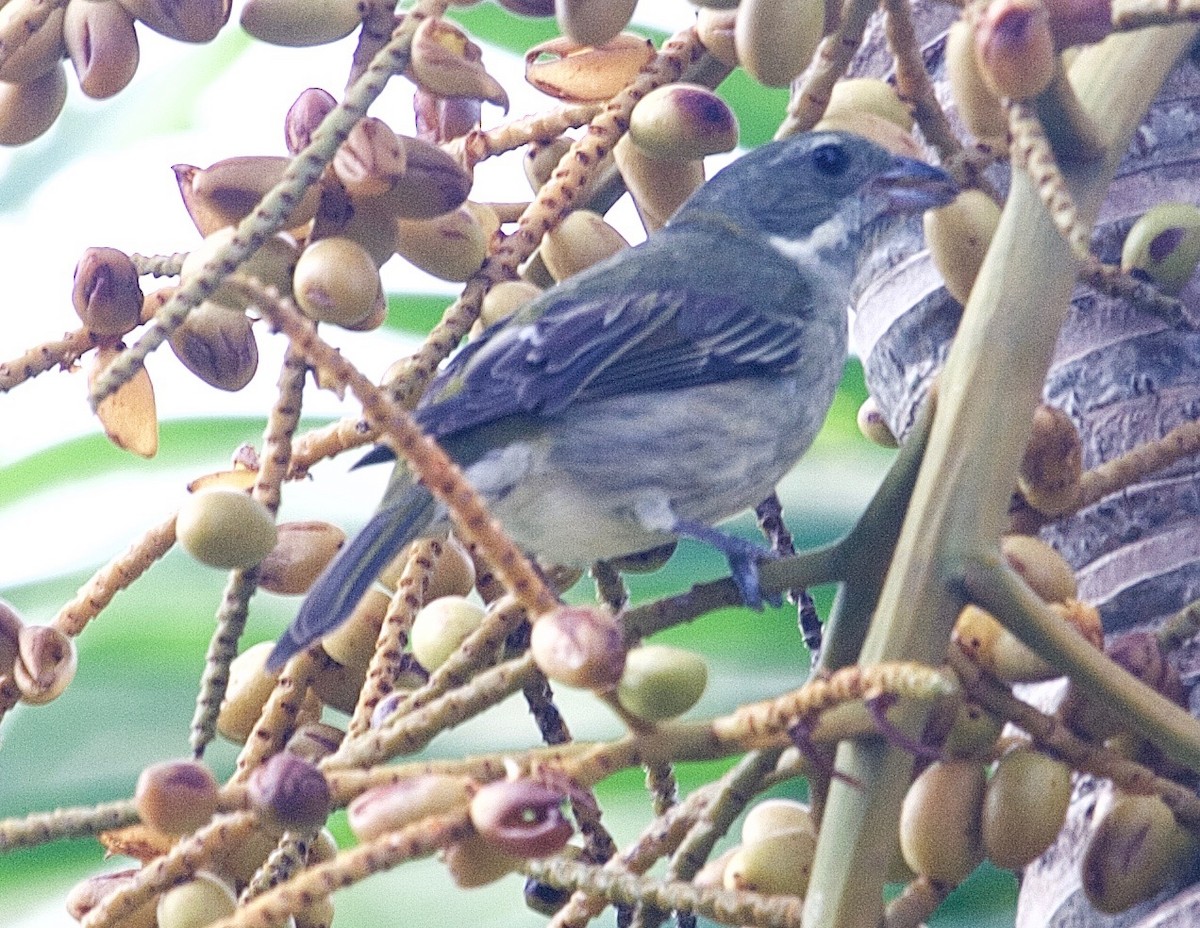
0;2;1014;925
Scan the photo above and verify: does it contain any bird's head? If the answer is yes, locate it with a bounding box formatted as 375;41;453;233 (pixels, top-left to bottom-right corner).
676;130;958;242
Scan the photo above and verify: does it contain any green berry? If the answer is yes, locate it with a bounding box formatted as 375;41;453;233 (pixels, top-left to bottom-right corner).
616;644;708;721
176;489;277;570
410;596;486;671
1121;202;1200;295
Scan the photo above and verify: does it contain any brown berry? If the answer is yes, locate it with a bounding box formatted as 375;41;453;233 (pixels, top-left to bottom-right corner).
135;759;220;835
247;753;331;830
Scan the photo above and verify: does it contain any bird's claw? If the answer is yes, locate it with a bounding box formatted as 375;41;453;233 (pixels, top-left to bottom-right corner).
727;543;783;610
672;520;781;610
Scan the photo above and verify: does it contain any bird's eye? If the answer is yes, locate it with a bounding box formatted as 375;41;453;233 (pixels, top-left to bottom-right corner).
812;143;849;176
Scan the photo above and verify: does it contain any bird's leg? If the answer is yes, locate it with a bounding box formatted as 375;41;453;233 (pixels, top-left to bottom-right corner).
669;519;783;610
755;491;823;663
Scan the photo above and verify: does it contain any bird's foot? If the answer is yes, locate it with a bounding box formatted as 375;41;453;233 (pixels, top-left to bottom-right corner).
672;520;782;610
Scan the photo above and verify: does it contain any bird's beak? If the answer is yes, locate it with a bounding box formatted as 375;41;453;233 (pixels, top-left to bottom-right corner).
868;157;959;214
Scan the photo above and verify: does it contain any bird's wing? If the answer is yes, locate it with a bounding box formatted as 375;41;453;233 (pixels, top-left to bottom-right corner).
416;227;826;439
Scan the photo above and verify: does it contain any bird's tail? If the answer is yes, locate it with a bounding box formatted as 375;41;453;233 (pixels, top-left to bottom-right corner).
266;481;438;670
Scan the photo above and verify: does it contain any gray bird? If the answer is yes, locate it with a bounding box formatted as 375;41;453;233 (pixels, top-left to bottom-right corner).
267;131;956;670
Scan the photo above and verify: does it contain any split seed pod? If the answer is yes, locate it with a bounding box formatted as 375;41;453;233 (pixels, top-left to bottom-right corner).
285;722;345;763
89;343;159;458
257;521;347;595
923;188;1002;305
524;34;655;103
734;0;825;88
1082;791;1198;913
240;0;363;47
66;870;156;928
64;0;141;99
415;88;482;144
469;780;573;857
13;624;77;705
555;0;637;48
308;650;367;714
285;87;336;155
73;247;144;338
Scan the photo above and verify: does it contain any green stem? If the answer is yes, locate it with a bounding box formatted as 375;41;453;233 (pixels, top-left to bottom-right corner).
818;391;937;672
964;553;1200;769
803;24;1200;928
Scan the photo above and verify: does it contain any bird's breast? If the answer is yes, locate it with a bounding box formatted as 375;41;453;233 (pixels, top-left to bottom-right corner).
460;372;841;567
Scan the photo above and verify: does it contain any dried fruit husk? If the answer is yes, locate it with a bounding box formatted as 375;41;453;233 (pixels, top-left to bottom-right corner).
525;33;655;103
89;342;159;458
409;16;508;109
